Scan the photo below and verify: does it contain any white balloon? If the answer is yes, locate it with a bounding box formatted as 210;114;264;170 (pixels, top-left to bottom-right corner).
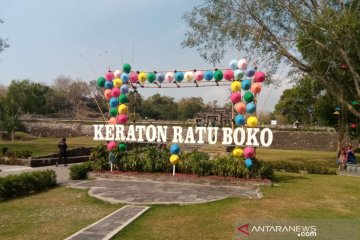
184;71;194;82
114;70;122;78
237;59;248;70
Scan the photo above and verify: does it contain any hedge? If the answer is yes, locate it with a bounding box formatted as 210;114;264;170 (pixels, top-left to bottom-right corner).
69;163;92;180
0;170;57;200
269;161;336;175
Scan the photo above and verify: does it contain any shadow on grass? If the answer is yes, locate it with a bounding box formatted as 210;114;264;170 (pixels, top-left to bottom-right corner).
272;173;309;184
0;184;60;203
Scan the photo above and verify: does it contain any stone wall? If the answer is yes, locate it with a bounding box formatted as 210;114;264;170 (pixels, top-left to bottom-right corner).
21;118;339;151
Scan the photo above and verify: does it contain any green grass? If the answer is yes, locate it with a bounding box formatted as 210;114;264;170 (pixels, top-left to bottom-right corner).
0;187;122;240
0;136;96;157
114;172;360;240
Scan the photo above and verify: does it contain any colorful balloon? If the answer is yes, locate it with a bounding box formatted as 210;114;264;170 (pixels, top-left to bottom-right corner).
246;102;256;114
97;77;106;87
247;116;258;128
118;104;128;114
170;154;180;165
175;72;184;82
104;81;113;89
194;71;204;81
105;71;114;81
245;67;256;77
114;70;122;78
242;79;251;90
251;82;262;94
120;85;129;94
104;89;112;100
123;63;131;74
118;94;128;104
204;71;213;81
108;117;117;125
184;71;194;82
231;81;241;92
109;107;118;117
244;91;254;103
234;69;245;80
170;144;181;154
245;158;253;169
118;142;127;152
147;72;156;83
234;102;246;114
113;78;122;88
214;70;223;81
156;73;165;83
232;147;243;157
107;141;117;151
138;72;147;83
230;92;241;104
109;97;119;108
130;72;138;83
234;114;245;126
111;87;120;98
121;73;129;83
117;114;128;124
254;71;266;82
237;59;248;70
229;59;238;70
224;70;234;81
244;147;255;158
165;72;174;82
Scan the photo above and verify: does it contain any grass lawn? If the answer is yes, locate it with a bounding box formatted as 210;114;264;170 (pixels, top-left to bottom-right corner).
114;172;360;240
0;136;96;157
0;187;122;240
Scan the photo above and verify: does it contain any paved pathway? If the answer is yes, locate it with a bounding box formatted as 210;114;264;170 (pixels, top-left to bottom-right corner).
65;205;149;240
70;178;261;205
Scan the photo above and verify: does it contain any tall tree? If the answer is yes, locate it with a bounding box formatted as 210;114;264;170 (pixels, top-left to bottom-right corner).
177;97;204;120
0;19;9;53
182;0;360;117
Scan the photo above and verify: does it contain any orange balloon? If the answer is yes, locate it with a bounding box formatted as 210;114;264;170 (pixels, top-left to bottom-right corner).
104;89;112;100
108;117;117;125
234;102;246;114
251;82;262;94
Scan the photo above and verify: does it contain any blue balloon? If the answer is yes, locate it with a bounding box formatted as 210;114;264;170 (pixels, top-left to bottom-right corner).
175;72;184;82
245;158;253;169
104;81;113;89
245;67;256;77
229;59;238;70
204;71;213;81
109;97;119;108
234;69;244;80
156;73;165;83
121;73;129;83
120;85;129;94
170;143;180;154
242;79;251;90
234;114;245;126
246;102;256;114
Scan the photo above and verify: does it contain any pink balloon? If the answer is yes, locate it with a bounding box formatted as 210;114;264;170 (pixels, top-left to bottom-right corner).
165;72;174;82
254;71;266;82
244;147;255;158
105;71;114;81
104;89;112;100
108;117;117;125
111;87;120;98
107;141;117;151
130;72;138;83
251;82;262;94
234;102;246;114
224;70;234;81
117;114;128;124
194;71;204;81
114;70;122;78
230;92;241;104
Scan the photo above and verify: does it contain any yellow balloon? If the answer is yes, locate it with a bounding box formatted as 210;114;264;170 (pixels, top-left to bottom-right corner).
118;104;128;114
170;154;180;165
247;116;258;128
113;78;122;88
231;81;241;92
232;147;243;157
138;72;147;83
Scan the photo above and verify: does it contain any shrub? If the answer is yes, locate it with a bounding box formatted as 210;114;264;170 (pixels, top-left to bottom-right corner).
5;150;32;158
0;170;57;200
269;161;336;175
69;163;92;180
89;144;109;171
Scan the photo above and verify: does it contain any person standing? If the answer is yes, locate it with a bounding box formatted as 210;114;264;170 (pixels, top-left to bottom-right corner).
337;145;346;171
56;138;68;167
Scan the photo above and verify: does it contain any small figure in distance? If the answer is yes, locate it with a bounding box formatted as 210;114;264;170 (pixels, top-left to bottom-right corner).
56;138;68;167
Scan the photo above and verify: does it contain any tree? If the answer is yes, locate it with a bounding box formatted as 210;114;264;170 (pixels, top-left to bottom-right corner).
0;19;9;53
0;96;20;142
140;94;178;120
182;0;360;117
177;97;204;120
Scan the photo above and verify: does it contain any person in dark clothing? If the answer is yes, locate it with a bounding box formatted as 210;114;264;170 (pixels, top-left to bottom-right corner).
56;138;68;167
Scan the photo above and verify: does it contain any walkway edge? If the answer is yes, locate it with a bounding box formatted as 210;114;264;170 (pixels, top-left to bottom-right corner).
65;205;149;240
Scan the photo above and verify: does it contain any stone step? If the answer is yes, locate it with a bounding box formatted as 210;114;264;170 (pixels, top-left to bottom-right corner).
65;205;149;240
345;164;360;175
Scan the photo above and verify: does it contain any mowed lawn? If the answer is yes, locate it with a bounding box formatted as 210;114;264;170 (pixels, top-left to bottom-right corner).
0;187;122;240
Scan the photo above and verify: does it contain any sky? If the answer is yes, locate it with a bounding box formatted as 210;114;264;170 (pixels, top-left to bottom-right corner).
0;0;292;112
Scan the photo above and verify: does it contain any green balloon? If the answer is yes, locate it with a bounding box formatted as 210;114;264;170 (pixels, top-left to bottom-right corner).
147;72;156;83
244;91;254;103
123;63;131;74
118;94;129;104
110;107;118;117
97;77;106;87
118;142;127;152
214;70;223;81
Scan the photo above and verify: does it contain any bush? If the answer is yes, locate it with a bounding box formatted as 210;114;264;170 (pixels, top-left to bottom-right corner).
69;163;92;180
269;161;336;175
0;170;57;200
5;150;32;158
89;144;109;171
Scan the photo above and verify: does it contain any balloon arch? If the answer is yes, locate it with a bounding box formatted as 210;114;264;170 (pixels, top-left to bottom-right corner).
96;59;266;172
